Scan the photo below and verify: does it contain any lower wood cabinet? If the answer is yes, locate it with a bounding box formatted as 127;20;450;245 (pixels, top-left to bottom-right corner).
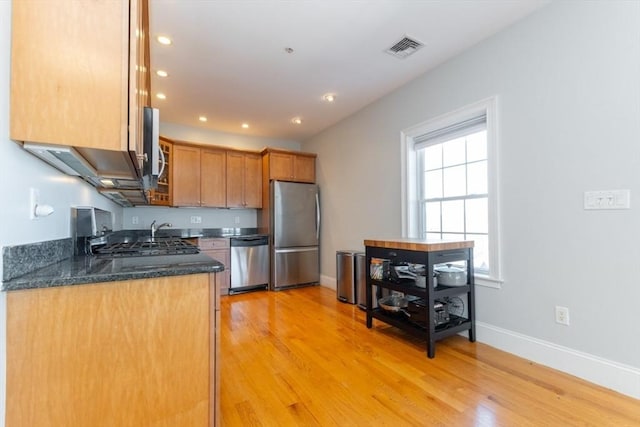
199;238;231;296
7;274;219;427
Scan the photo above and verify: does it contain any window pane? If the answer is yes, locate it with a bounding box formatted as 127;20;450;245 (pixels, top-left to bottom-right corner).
442;200;464;232
425;202;441;232
466;130;487;162
443;165;466;198
424;144;442;170
466;198;488;233
424;170;442;199
467;233;489;273
442;137;465;167
426;232;442;240
442;233;464;241
467;160;487;195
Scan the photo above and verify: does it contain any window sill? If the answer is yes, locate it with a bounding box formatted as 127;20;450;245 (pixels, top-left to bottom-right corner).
474;275;503;289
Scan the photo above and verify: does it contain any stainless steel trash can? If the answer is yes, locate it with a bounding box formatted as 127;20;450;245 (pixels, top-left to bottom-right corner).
336;250;362;304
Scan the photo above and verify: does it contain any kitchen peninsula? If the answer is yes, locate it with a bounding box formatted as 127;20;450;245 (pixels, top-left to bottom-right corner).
365;238;475;358
2;236;224;426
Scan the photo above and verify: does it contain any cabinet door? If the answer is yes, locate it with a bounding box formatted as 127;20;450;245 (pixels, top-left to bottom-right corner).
6;275;212;426
201;148;227;207
293;155;316;183
226;151;245;207
227;152;262;208
268;152;294;181
173;145;201;206
243;153;262;208
10;0;129;151
204;249;231;296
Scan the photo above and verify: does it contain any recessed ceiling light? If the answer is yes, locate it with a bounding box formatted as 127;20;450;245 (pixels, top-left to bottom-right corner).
199;116;207;122
241;123;249;129
156;70;168;77
322;93;336;102
157;35;172;45
291;117;302;125
156;93;166;100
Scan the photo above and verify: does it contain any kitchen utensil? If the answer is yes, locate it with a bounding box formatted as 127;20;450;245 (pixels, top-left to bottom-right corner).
434;263;467;286
378;294;411;316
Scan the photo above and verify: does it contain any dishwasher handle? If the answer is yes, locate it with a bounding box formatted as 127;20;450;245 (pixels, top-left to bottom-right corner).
231;236;269;247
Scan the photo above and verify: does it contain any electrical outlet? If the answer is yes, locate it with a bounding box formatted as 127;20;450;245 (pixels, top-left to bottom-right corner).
29;188;40;220
234;216;240;224
555;306;570;326
132;216;139;225
190;216;202;224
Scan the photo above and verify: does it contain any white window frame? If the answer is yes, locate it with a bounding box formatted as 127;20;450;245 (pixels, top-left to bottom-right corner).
400;97;502;288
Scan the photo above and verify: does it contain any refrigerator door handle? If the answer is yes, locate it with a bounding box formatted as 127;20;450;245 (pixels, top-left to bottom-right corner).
275;247;318;254
316;192;320;240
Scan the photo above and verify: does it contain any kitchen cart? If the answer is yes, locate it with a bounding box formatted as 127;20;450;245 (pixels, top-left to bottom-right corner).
365;238;475;358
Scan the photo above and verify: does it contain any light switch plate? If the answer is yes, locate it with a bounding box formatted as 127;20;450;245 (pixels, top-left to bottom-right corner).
584;189;630;210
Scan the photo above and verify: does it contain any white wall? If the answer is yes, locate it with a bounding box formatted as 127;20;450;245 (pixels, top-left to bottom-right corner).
304;1;640;397
122;206;257;230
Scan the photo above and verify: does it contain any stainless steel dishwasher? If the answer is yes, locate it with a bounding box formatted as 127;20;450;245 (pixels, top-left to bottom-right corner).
230;235;269;294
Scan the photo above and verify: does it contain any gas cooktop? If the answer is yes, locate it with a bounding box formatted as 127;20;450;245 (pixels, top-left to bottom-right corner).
93;238;199;258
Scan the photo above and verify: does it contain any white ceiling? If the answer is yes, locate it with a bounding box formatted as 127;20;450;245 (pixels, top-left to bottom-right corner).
150;0;548;142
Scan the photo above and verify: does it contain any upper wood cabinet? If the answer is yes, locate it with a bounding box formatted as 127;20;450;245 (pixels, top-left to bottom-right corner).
10;0;150;177
226;151;262;208
201;148;227;207
172;144;202;207
172;143;227;208
263;149;316;183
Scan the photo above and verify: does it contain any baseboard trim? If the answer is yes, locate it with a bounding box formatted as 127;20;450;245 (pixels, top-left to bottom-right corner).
320;274;335;290
476;321;640;399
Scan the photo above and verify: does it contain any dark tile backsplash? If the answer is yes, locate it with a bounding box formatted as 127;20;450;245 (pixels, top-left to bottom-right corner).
2;238;72;282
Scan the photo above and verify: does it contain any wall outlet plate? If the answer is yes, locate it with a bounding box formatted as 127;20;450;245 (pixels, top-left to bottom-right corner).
584;189;630;210
555;306;570;326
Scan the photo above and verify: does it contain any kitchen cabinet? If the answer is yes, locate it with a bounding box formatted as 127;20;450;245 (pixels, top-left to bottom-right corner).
172;143;226;207
199;238;231;296
10;0;150;178
6;273;219;426
150;136;174;205
262;148;316;183
202;149;228;207
364;239;476;358
226;151;262;208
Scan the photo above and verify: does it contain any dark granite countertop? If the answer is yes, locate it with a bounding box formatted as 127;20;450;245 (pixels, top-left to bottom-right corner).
2;252;224;291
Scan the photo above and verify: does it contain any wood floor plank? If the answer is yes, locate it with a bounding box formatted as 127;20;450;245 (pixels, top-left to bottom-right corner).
220;286;640;426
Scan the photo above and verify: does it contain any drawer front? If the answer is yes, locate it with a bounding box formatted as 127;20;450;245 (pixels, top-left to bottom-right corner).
198;238;230;250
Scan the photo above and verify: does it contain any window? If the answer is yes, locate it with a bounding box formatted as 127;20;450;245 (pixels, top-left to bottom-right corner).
402;97;501;287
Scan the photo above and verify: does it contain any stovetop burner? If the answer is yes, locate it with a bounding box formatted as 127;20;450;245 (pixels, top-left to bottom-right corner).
93;238;199;258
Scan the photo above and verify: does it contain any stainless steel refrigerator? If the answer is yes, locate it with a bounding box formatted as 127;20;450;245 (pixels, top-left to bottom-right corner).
271;180;320;290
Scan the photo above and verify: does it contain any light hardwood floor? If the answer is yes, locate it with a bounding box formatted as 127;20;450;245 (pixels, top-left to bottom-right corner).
220;286;639;426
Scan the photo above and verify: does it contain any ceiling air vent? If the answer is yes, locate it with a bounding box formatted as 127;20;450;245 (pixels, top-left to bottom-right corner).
385;35;424;59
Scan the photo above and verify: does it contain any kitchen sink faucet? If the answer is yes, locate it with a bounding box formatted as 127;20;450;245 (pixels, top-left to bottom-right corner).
150;220;172;241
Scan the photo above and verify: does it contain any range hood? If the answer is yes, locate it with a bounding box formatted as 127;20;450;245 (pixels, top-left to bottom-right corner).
22;142;149;207
21;108;160;207
23;143;99;177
